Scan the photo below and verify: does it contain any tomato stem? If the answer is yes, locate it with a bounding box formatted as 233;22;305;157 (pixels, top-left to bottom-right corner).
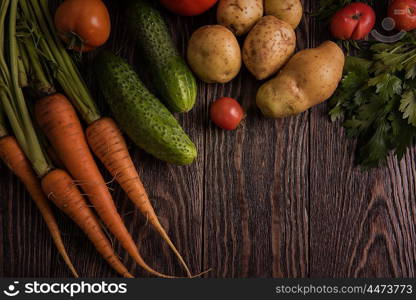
67;31;86;52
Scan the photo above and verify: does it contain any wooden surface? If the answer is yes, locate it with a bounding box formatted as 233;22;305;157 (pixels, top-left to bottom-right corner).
1;0;416;278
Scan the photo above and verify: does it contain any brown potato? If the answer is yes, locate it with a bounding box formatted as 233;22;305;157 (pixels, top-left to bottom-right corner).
217;0;263;36
256;41;345;118
265;0;303;29
243;16;296;80
187;25;242;84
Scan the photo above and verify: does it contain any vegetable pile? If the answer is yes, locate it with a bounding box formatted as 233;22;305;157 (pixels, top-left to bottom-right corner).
3;0;416;278
330;37;416;167
0;0;199;278
321;0;416;167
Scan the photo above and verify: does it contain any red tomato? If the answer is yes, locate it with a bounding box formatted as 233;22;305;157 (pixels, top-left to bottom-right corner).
159;0;218;16
210;97;244;131
388;0;416;31
330;3;376;40
54;0;111;52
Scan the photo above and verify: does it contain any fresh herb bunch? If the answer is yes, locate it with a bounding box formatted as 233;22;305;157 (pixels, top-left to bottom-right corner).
314;0;375;21
329;33;416;168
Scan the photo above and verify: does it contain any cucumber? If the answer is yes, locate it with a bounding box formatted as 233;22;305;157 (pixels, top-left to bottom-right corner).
95;51;197;165
127;0;197;113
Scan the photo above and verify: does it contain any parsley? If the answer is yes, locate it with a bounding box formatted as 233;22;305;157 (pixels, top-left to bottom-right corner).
329;35;416;168
400;90;416;126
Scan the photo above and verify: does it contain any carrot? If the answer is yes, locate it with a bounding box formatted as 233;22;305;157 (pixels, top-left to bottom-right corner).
0;127;133;278
0;134;79;277
20;0;193;277
0;0;80;277
0;134;132;277
1;0;134;278
41;169;134;278
35;94;175;278
86;117;192;277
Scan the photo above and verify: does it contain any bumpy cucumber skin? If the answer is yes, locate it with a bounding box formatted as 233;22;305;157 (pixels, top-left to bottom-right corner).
128;0;197;113
95;51;197;165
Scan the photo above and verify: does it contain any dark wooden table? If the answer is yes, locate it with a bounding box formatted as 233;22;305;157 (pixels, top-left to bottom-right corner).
1;0;415;278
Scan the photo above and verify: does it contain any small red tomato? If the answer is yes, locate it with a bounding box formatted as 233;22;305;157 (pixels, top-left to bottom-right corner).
330;2;376;40
210;97;244;130
54;0;111;52
388;0;416;31
159;0;218;16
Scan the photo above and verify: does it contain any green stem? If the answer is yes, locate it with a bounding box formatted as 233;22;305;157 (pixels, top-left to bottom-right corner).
16;40;28;88
22;0;101;124
0;0;11;86
389;45;403;55
0;0;26;149
402;50;416;66
0;94;8;138
18;39;30;78
6;0;51;177
21;36;56;96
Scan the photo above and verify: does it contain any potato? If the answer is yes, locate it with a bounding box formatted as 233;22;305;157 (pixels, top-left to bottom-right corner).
217;0;263;36
265;0;303;29
187;25;241;84
243;16;296;80
256;41;345;118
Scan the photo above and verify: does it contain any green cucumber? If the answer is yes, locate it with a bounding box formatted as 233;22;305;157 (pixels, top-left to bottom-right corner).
95;51;197;165
127;0;197;113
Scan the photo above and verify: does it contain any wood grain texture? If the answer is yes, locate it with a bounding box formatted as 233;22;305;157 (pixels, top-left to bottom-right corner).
309;0;416;278
0;0;415;278
202;0;310;278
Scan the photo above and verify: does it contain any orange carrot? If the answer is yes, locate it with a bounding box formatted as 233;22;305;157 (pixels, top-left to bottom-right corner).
86;117;192;277
0;135;79;277
1;0;132;278
35;94;175;278
41;169;133;278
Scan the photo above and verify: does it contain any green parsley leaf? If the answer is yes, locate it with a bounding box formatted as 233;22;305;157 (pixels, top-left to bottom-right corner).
328;34;416;168
400;89;416;126
368;74;402;101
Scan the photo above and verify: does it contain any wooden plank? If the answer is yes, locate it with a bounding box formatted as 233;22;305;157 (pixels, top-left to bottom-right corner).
0;166;53;276
309;0;416;278
1;0;416;279
202;1;310;278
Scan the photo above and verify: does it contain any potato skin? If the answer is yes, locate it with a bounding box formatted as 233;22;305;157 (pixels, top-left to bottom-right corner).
243;16;296;80
187;25;242;84
217;0;263;36
265;0;303;29
256;41;345;118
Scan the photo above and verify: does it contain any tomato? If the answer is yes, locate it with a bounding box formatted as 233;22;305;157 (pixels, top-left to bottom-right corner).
210;97;244;130
330;3;376;40
388;0;416;31
159;0;218;16
54;0;111;52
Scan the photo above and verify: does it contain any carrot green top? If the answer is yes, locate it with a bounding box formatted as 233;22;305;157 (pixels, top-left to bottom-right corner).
18;0;101;124
0;0;52;177
0;0;11;139
0;101;7;138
